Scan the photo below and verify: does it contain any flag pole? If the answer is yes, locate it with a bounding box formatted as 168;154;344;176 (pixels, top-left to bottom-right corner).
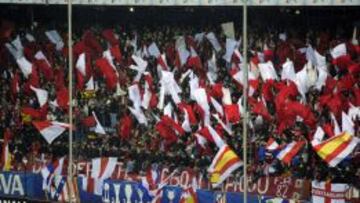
242;0;249;202
67;0;75;202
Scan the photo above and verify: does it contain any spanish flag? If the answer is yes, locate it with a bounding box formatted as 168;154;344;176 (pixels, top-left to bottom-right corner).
208;145;242;188
313;132;359;167
2;142;12;171
2;129;13;171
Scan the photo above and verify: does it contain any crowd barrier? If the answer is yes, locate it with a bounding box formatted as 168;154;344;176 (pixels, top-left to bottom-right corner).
0;171;358;202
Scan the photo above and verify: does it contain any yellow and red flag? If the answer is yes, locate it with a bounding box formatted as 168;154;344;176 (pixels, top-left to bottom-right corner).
208;145;242;188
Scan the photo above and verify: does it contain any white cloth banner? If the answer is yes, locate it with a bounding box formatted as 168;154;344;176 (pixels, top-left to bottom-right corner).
311;181;348;203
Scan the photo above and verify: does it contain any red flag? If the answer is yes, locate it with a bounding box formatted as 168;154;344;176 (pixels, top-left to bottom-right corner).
110;45;122;64
348;63;360;75
263;49;274;62
332;55;354;70
261;80;275;102
161;116;185;136
249;98;272;121
73;40;86;57
198;127;214;143
81;116;96;127
76;71;85;90
21;107;43;120
95;58;118;90
10;72;20;101
337;74;355;92
322;123;335;138
149;92;158;109
223;104;241;123
178;103;197;125
155;121;178;144
56;87;69;110
101;29;118;45
157;55;168;70
54;68;66;90
211;83;223;99
34;59;53;81
82;30;102;54
118;114;133;140
285;102;317;129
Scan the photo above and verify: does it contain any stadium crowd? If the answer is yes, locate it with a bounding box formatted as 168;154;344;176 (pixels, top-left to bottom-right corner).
0;15;359;190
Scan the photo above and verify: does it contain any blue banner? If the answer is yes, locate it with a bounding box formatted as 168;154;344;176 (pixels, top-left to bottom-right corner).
0;171;45;200
0;172;309;203
101;179;263;203
77;177;102;203
102;180;153;203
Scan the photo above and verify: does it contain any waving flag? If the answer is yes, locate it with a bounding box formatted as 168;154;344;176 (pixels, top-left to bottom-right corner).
41;157;65;191
208;145;242;188
95;58;118;90
76;53;86;76
5;35;23;59
2;141;11;171
92;111;106;135
206;124;225;148
45;30;64;51
312;132;359;167
16;56;33;78
206;32;221;52
1;129;13;171
157;54;168;70
148;42;161;58
276;141;304;165
266;138;280;151
49;175;69;202
30;86;48;107
50;87;69;110
130;55;148;82
33;121;70;144
258;61;278;81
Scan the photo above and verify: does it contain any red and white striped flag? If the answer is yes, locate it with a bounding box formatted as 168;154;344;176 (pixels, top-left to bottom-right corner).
266;138;280;151
33;121;70;144
91;157;117;180
276;141;304;164
41;157;65;191
81;175;104;195
87;157;117;195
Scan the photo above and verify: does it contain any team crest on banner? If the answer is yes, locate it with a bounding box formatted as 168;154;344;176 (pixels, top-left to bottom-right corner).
102;180;154;203
215;192;226;203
